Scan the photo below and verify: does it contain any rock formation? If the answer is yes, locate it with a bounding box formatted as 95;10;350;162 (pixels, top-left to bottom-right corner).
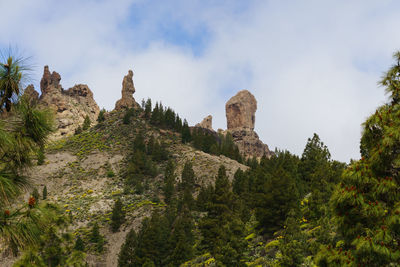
24;66;100;139
22;85;39;105
195;115;213;130
115;70;139;110
225;90;271;158
226;90;257;130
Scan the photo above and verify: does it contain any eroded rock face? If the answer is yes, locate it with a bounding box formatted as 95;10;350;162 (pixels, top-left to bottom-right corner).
35;66;100;139
22;85;39;105
195;115;213;130
226;90;257;130
225;90;271;158
115;70;139;110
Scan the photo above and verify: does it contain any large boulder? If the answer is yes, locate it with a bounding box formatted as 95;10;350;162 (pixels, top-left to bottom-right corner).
226;90;257;130
114;70;139;110
225;90;272;158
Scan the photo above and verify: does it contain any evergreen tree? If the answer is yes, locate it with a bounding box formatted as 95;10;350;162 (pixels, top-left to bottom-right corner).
199;165;246;266
317;51;400;266
74;235;85;251
118;229;138;267
74;125;82;135
163;160;175;205
255;163;299;235
82;115;91;130
97;108;106;123
180;161;195;193
278;210;308;266
181;119;191;143
111;198;125;232
37;144;45;165
42;185;47;200
144;98;152;119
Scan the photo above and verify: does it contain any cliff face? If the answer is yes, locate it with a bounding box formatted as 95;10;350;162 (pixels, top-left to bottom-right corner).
225;90;272;158
24;66;100;139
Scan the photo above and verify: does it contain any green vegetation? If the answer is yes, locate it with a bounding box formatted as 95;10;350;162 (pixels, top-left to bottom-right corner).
111;198;125;232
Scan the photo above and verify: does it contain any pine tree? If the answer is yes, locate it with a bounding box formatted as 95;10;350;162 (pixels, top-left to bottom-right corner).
181;119;191;143
74;235;85;251
42;185;47;200
163;160;175;205
111;198;125;232
37;144;45;165
317;51;400;266
82;115;91;130
118;229;138;267
199;165;246;266
181;161;195;193
97;108;106;123
144;98;152;119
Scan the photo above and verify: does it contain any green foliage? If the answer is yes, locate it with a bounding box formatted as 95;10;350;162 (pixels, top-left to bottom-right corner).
118;229;138;266
278;210;308;266
111;198;125;232
74;235;85;251
97;108;106;123
107;169;115;177
42;185;47;200
199;165;246;266
144;98;152;119
32;187;40;204
82;115;91;130
163;159;176;205
123;108;135;124
0;56;55;252
191;129;243;162
321;51;400;266
74;125;82;135
37;144;45;165
0;54;27;112
181;119;191;143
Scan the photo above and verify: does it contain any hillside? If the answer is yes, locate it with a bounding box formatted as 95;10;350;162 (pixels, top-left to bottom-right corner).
0;108;248;266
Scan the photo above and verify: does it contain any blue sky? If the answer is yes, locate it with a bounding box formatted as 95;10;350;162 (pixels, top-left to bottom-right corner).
2;0;400;162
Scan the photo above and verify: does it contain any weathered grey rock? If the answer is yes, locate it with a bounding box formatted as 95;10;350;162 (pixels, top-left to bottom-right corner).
195;115;213;130
226;90;257;130
115;70;139;110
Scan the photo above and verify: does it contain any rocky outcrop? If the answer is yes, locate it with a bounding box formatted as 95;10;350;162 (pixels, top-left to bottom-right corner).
195;115;213;130
226;90;257;130
27;66;100;140
115;70;139;110
225;90;271;158
22;85;39;105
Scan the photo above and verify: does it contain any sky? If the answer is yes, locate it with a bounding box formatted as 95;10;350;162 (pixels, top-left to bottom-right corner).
2;0;400;162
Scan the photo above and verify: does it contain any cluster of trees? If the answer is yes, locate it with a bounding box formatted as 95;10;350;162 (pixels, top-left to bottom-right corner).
192;128;243;162
119;160;196;266
123;132;169;194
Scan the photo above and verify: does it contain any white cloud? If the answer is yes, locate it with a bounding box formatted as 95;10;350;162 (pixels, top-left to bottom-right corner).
1;0;400;162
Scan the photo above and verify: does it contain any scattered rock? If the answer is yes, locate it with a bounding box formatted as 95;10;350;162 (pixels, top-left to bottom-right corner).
114;70;139;110
195;115;213;130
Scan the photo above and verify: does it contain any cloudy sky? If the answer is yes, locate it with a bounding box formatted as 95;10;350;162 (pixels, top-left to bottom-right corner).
2;0;400;162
